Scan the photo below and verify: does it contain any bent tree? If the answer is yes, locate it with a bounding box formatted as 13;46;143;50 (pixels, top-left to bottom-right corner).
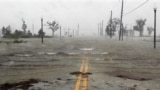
147;27;154;36
47;21;59;37
133;19;146;37
105;18;121;37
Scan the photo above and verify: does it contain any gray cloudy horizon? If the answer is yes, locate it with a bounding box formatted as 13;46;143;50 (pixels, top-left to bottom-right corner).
0;0;160;36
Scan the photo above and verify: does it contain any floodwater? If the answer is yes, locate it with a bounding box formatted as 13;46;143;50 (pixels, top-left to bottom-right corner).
0;37;160;90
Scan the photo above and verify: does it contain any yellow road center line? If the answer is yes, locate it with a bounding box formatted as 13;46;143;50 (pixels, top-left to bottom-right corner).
82;57;88;90
74;60;84;90
74;56;89;90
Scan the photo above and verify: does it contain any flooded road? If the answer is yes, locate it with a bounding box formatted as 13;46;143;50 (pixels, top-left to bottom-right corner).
74;55;89;90
0;38;160;90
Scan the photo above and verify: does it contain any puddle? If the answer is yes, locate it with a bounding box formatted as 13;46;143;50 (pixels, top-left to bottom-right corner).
15;54;33;57
29;81;52;90
91;52;109;55
95;58;105;61
79;48;94;51
116;75;151;81
105;83;138;90
37;52;80;56
37;52;57;56
68;52;80;55
37;51;108;56
56;52;80;56
29;78;74;90
3;61;15;66
47;52;56;55
101;52;109;55
38;52;45;55
0;78;70;90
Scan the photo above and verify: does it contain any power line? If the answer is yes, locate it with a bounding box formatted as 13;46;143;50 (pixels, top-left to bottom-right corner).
123;0;149;16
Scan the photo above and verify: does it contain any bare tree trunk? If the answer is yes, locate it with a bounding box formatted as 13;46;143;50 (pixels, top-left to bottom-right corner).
52;31;55;38
139;30;143;37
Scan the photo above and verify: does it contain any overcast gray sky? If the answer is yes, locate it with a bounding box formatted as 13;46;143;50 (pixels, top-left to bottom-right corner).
0;0;159;36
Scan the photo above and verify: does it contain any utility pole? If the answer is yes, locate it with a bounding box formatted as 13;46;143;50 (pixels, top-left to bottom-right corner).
154;8;157;48
119;0;124;41
72;29;74;37
102;20;103;36
99;22;102;36
99;23;100;36
98;23;99;36
60;26;62;40
41;18;44;44
77;24;79;36
110;11;112;38
68;28;70;37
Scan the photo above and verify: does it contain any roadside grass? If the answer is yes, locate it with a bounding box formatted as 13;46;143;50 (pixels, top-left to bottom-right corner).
0;39;27;44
